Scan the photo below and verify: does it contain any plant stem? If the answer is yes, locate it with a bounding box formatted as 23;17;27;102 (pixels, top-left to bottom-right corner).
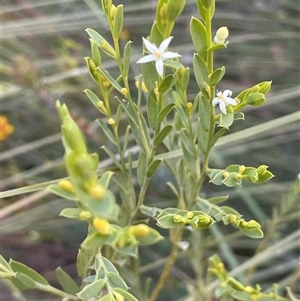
35;283;79;300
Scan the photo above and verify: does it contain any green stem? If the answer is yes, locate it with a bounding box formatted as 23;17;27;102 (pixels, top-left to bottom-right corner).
35;283;79;300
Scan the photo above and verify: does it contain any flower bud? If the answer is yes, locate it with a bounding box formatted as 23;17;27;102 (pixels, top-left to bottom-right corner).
131;224;150;237
214;26;229;44
120;87;128;96
97;101;108;115
58;179;75;193
93;218;111;235
108;118;116;125
79;210;92;220
89;184;105;199
113;291;125;301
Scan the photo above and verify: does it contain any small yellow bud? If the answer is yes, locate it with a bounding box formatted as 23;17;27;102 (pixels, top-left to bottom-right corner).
109;4;116;21
0;115;14;141
93;218;110;235
159;3;167;25
102;76;111;88
239;165;246;174
135;80;148;92
131;224;150;237
214;26;229;44
58;180;75;193
108;118;116;125
89;185;105;199
173;214;185;223
97;101;108;115
79;210;92;220
244;286;256;294
120;87;128;96
113;291;125;301
223;171;230;178
186;211;194;219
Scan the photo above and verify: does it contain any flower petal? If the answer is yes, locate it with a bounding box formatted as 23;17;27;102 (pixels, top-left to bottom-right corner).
212;97;220;106
158;36;173;52
137;54;156;64
142;37;158;54
161;51;181;61
219;101;227;114
155;59;164;77
225;97;237;106
223;89;232;97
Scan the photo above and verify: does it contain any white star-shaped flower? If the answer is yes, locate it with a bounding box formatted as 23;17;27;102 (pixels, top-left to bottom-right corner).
212;90;237;114
137;36;181;77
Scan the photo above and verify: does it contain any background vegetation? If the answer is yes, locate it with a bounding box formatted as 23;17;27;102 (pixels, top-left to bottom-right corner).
1;0;299;300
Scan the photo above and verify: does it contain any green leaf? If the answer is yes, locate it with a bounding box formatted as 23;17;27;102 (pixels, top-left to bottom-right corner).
149;21;163;45
157;103;175;122
90;39;101;66
163;59;182;70
222;172;241;187
86;28;116;58
207;43;226;52
209;169;225;185
107;272;128;289
137;151;147;186
97;67;122;92
113;5;124;39
59;208;81;219
256;170;274;183
193;53;209;98
218;111;234;128
9;260;48;285
157;214;184;229
209;66;226;87
155;0;169;35
101;257;119;274
147;90;158;130
12;272;37;290
55;267;80;295
84;89;104;114
158;74;177;93
48;184;78;201
134;228;163;245
190;17;207;59
146;159;163;178
154;124;173;146
123;41;132;77
101;145;122;169
166;0;186;22
81;232;109;249
97;119;117;146
77;279;106;300
77;247;94;278
0;255;13;272
98;171;114;190
141;57;159;92
239;227;264;239
113;288;139;301
207;195;229;204
246;92;266;106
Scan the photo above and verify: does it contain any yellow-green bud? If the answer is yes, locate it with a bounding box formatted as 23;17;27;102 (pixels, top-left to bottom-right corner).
97;101;108;115
79;210;92;220
58;180;75;193
113;291;125;301
109;4;116;21
214;27;229;44
93;218;110;235
89;185;105;199
244;286;256;294
108;118;115;125
131;224;150;237
120;87;128;96
186;211;194;219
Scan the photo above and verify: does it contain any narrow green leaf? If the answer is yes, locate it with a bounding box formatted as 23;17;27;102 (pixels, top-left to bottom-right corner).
123;41;132;77
107;272;128;289
0;255;13;272
208;66;226;87
163;59;182;70
157;103;175;122
239;227;263;239
81;232;109;250
77;279;106;300
113;5;124;39
113;288;139;301
101;257;119;274
84;89;104;114
137;151;147;186
48;184;78;201
86;28;116;58
193;53;209;98
9;260;48;285
98;171;114;190
190;17;207;59
12;273;37;290
154;124;173;146
146;159;163;178
101;145;122;169
155;0;169;35
97;119;117;145
55;267;80;295
97;67;122;92
59;208;81;219
147;90;158;130
90;39;101;66
158;74;177;93
149;21;163;45
141;59;159;92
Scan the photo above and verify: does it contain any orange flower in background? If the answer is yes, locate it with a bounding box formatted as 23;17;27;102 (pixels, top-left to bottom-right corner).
0;115;14;140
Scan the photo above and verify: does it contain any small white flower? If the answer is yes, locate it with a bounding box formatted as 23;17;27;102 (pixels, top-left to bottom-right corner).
214;26;229;44
137;36;181;77
212;90;237;114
